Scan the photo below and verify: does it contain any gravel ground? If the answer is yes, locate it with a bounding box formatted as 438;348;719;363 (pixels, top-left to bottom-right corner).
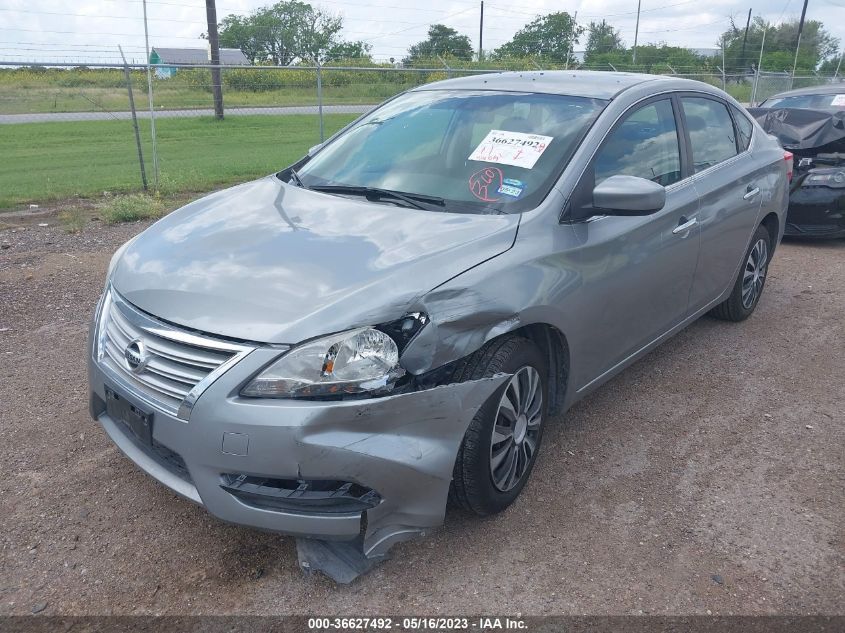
0;218;843;616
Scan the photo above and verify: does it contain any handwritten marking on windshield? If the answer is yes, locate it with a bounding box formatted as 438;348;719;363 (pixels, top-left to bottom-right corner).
469;167;504;202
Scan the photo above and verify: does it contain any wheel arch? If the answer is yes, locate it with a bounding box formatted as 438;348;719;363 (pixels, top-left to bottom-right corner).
761;211;780;254
516;323;570;416
411;321;571;416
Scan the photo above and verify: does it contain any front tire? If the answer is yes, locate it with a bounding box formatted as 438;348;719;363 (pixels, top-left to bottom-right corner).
710;224;772;322
450;336;548;516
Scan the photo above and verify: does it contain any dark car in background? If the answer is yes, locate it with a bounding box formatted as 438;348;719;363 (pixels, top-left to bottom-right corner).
751;84;845;238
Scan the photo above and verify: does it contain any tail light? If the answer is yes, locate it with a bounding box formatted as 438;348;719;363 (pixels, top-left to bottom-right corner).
784;151;794;182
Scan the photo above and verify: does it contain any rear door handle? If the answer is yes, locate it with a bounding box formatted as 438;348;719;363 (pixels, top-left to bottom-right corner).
672;217;698;235
743;186;761;200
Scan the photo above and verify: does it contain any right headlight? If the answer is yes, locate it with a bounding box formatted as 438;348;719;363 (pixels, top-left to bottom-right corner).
240;327;405;399
804;169;845;188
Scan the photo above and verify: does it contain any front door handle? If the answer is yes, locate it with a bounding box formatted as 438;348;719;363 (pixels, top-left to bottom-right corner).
743;186;761;200
672;217;698;235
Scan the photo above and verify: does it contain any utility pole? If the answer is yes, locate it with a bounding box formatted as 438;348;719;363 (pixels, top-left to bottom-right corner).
205;0;224;119
633;0;642;65
566;11;578;70
740;9;752;71
791;0;809;84
478;1;484;61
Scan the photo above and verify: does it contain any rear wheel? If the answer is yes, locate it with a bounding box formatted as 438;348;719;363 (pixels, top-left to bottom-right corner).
710;224;772;322
450;336;547;516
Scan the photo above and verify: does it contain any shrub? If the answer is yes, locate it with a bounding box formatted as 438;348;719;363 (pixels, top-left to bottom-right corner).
100;194;165;223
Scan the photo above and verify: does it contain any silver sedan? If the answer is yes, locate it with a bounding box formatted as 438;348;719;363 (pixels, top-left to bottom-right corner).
88;71;790;580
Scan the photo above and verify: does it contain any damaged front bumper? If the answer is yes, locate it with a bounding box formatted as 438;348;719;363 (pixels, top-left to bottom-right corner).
88;329;507;563
786;186;845;238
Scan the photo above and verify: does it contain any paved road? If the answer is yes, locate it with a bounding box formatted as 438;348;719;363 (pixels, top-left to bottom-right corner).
0;104;375;124
0;217;843;615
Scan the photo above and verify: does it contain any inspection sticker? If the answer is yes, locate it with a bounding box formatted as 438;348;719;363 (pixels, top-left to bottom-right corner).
831;94;845;106
497;178;524;198
468;130;554;169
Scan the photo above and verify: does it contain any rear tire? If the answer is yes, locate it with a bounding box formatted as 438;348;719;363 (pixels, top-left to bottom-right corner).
449;336;548;516
710;224;772;322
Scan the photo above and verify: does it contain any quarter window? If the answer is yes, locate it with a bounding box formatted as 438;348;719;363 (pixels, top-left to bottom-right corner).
732;106;753;152
594;99;682;187
681;97;738;171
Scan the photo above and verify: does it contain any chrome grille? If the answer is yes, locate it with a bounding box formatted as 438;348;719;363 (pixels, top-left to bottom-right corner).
95;288;252;418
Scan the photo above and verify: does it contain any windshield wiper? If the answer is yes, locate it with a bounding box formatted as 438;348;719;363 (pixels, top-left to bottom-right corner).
308;185;446;210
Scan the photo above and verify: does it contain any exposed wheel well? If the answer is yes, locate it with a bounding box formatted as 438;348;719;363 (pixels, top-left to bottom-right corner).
415;324;570;416
514;324;569;416
761;212;780;254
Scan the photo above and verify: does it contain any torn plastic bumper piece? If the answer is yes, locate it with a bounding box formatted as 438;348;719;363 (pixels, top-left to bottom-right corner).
296;537;389;584
288;374;510;582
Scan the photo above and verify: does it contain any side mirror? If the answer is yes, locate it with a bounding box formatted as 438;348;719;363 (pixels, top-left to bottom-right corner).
592;175;666;216
307;143;324;157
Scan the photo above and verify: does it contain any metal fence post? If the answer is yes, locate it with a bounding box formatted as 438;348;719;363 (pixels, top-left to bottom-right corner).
141;0;159;189
316;61;324;143
437;55;452;78
751;28;767;106
119;46;147;191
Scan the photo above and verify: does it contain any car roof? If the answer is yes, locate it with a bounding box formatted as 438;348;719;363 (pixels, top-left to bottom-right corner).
411;70;690;100
764;83;845;100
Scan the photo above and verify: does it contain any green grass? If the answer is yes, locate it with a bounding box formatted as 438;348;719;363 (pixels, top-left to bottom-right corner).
0;114;355;209
0;84;413;115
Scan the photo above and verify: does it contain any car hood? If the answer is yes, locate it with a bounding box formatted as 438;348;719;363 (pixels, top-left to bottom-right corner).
111;176;519;343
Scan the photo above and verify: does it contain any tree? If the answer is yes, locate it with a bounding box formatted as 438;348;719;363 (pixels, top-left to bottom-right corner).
210;1;343;65
630;44;710;72
819;53;844;75
584;20;624;64
324;40;372;63
719;17;840;73
492;12;583;65
403;24;473;65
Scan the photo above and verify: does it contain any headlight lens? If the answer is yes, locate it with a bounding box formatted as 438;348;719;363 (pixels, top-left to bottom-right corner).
241;327;404;399
805;169;845;188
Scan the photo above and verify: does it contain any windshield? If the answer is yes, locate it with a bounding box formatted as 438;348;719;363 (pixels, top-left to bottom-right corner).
294;89;607;214
762;92;845;110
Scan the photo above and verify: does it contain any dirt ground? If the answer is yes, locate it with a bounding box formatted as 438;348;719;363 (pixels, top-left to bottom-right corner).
0;217;842;616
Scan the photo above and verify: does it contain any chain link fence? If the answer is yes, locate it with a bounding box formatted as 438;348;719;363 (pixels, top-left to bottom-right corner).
1;61;844;209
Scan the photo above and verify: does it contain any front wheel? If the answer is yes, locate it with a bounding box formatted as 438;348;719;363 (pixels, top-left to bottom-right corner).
710;224;772;322
450;336;548;516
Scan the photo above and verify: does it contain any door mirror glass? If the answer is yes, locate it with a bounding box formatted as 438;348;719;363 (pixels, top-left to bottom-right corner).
593;175;666;215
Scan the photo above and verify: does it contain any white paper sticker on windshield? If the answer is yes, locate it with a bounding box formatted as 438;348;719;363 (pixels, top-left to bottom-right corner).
831;94;845;106
468;130;554;169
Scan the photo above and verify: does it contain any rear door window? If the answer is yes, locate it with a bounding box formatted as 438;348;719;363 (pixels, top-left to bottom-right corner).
732;106;753;152
681;97;738;172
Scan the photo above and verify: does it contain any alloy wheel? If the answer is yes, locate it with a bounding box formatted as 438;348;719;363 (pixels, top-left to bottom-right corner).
742;238;769;309
489;366;543;492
